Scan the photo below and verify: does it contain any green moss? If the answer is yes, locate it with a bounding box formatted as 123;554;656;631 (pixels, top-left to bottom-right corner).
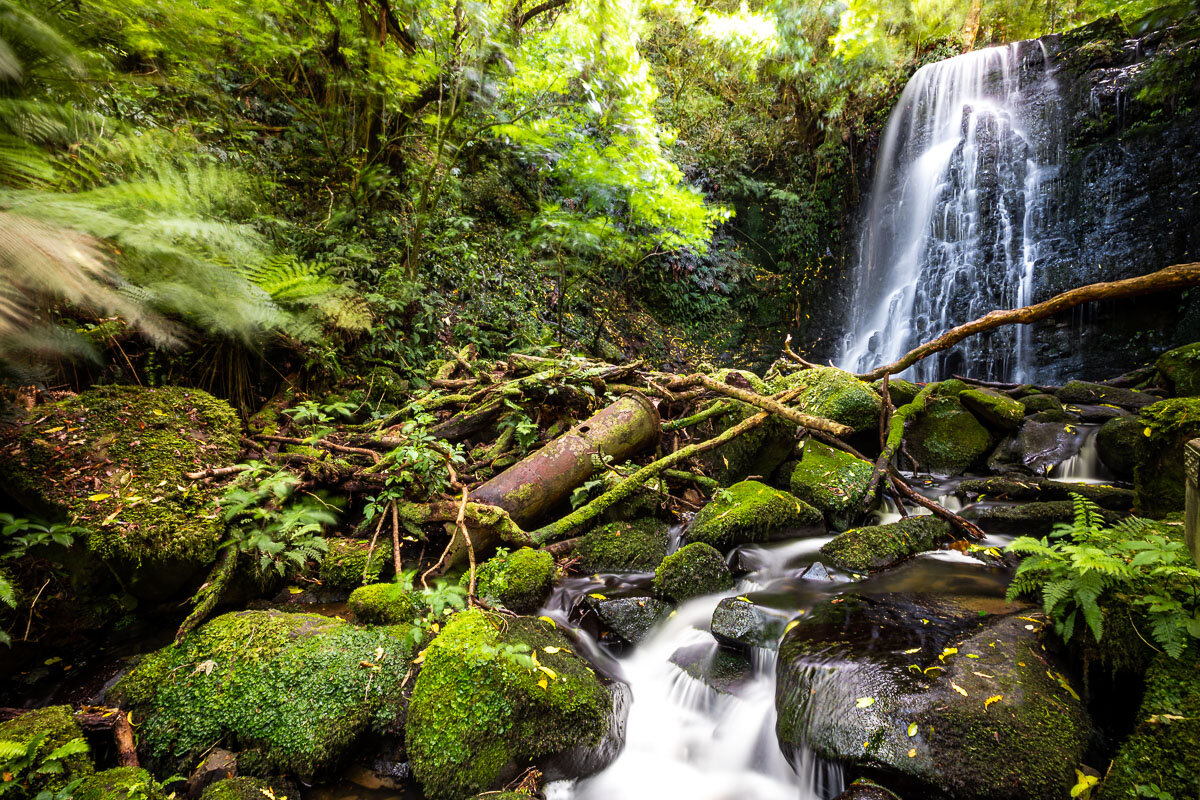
959;388;1025;431
74;767;164;800
873;378;921;407
789;440;874;530
0;705;94;795
200;777;291;800
1156;342;1200;397
1098;654;1200;800
318;538;389;590
1135;398;1200;516
932;378;969;397
349;582;420;625
702;400;794;485
689;480;822;549
771;367;882;433
819;516;952;573
574;518;669;573
405;609;612;799
0;386;239;587
472;547;556;613
1020;393;1064;414
109;610;415;778
1057;380;1156;409
653;542;733;601
905;395;992;475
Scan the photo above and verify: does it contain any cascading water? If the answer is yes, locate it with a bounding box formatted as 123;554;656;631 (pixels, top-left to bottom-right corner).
840;42;1061;382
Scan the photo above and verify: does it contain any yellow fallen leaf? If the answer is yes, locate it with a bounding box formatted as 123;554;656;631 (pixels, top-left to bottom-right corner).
985;695;1002;710
907;748;917;758
1144;426;1152;437
537;678;548;690
736;596;752;603
87;493;111;502
907;722;918;737
588;593;607;600
903;647;920;654
538;616;556;627
939;647;957;662
543;646;563;654
923;665;944;675
44;426;64;433
539;665;558;680
856;697;875;708
951;682;968;697
784;620;800;634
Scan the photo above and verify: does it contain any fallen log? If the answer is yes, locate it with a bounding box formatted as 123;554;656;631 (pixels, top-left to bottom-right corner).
669;373;853;437
854;262;1200;381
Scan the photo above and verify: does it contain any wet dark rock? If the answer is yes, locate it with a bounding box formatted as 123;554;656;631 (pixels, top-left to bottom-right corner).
832;780;904;800
1096;415;1145;480
962;501;1118;535
670;643;754;696
1055;380;1158;409
586;595;673;644
987;416;1079;476
801;561;836;582
710;595;794;651
775;593;1091;800
187;748;238;797
820;517;953;574
958;476;1134;510
1065;403;1128;423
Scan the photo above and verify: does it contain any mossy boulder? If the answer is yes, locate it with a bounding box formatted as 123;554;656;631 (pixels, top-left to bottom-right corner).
200;777;292;800
109;610;415;777
1056;380;1158;409
775;594;1091;800
1021;393;1064;414
1155;342;1200;397
963;501;1117;535
699;400;795;485
75;767;165;800
819;516;952;573
873;378;921;407
0;705;94;795
472;547;556;613
772;367;882;433
1097;653;1200;800
959;388;1025;431
318;538;389;590
574;518;669;573
905;396;991;475
0;386;240;599
789;440;874;531
688;480;822;550
1135;398;1200;516
653;542;733;602
1096;415;1146;480
348;582;420;625
957;477;1133;511
405;609;621;799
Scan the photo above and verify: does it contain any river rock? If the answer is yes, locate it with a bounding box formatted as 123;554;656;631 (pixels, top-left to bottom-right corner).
200;777;296;800
819;516;952;574
349;583;421;625
689;480;823;549
472;546;556;613
775;594;1091;800
1155;342;1200;397
670;642;754;696
701;400;796;485
789;440;874;530
962;501;1117;535
959;388;1025;431
987;416;1078;476
832;780;903;800
905;396;992;475
957;477;1134;510
0;706;94;796
587;595;672;644
1065;404;1127;423
406;609;625;799
1135;397;1200;516
0;385;240;599
1096;415;1145;480
574;518;670;573
710;595;794;650
1020;393;1064;413
772;366;883;433
109;610;416;777
654;542;733;601
75;767;166;800
1055;380;1158;409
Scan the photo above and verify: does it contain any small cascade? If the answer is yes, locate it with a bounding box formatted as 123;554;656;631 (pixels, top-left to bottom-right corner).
1049;426;1116;484
840;41;1060;383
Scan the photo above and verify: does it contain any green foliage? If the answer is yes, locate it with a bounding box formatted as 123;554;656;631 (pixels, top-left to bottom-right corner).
0;513;86;560
1007;495;1200;658
0;707;93;796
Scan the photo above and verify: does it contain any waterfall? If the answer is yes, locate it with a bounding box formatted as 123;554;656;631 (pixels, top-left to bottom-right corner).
840;42;1060;382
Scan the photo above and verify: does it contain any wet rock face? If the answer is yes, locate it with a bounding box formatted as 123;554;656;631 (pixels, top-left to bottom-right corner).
988;416;1081;476
587;595;673;644
775;593;1091;800
710;595;793;650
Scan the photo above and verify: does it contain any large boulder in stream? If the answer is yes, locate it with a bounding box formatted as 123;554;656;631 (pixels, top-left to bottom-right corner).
789;440;874;530
0;385;240;599
574;518;670;574
405;609;624;799
1135;398;1200;516
1155;342;1200;397
987;414;1079;476
1055;380;1158;410
1096;415;1145;480
772;367;883;433
584;595;673;644
958;388;1025;431
820;516;953;574
906;396;992;475
109;610;415;777
653;542;733;601
689;480;822;549
775;594;1091;800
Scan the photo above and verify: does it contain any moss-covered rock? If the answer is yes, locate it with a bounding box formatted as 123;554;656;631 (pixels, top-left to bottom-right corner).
959;388;1025;431
1135;398;1200;516
405;609;619;799
1056;380;1158;409
963;501;1117;534
348;582;420;625
318;538;389;590
1096;415;1146;480
1020;393;1064;414
0;705;94;795
905;395;991;475
772;367;882;433
873;378;921;407
0;386;240;598
109;610;415;777
957;477;1133;510
573;518;669;573
1156;342;1200;397
1098;653;1200;800
699;400;796;485
200;777;292;800
689;480;822;549
789;440;874;531
74;767;165;800
819;516;952;573
472;547;556;613
653;542;733;601
775;594;1090;800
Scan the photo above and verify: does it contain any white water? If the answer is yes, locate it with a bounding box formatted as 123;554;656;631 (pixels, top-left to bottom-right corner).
1049;426;1115;484
840;42;1058;382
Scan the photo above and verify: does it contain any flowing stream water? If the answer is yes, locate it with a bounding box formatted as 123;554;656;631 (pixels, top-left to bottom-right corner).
839;42;1060;382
